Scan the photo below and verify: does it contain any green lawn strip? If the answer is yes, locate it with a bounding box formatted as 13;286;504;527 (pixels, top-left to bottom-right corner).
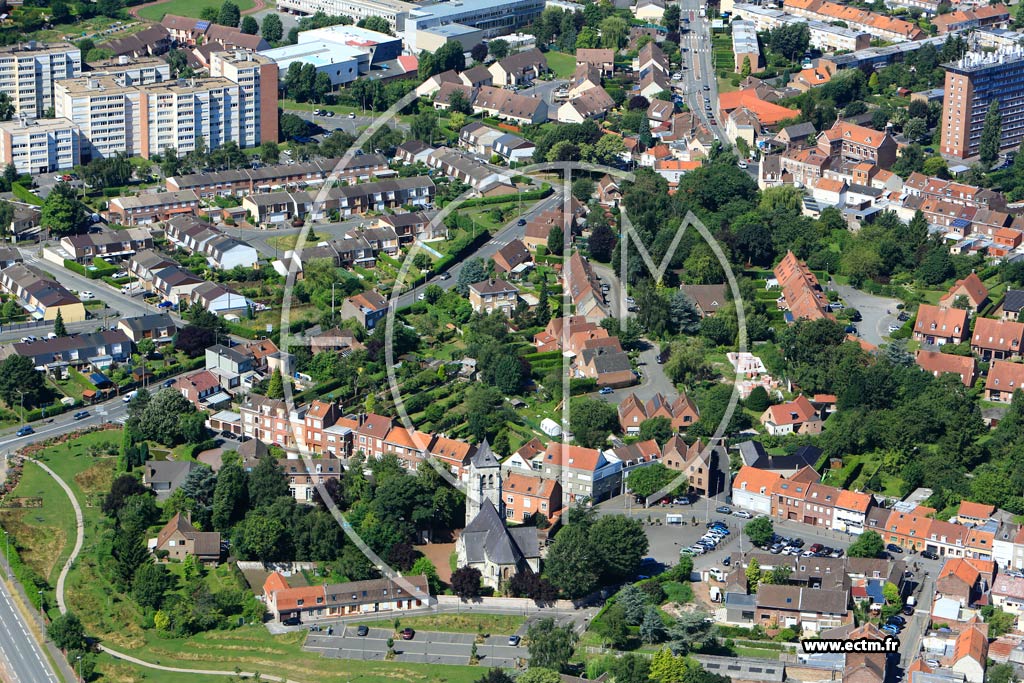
0;461;77;583
352;613;524;635
136;0;255;21
12;182;43;205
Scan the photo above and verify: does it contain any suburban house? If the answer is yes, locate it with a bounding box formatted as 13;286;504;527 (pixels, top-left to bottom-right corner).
935;557;994;606
913;304;969;346
971;317;1024;360
773;251;833;324
468;279;519;315
617;392;700;435
679;284;728;317
940;273;989;312
279;456;343;502
263;572;431;623
60;229;153;263
578;345;636;388
107;190;200;225
117;312;177;344
754;583;851;632
2;330;133;369
985;360;1024;402
501;472;562;524
488;48;548;87
1001;289;1024;321
576;48;615;77
915;349;977;386
172;369;232;410
143;460;198;499
152;512;221;564
760;395;822;435
661;436;719;496
0;264;85;322
816;120;898;169
492;239;534;279
340;290;389;329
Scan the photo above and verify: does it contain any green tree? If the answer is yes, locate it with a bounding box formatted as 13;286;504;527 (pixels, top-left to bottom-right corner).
746;557;761;592
488;39;510;59
248;456;289;509
262;13;283;42
847;530;885;558
518;669;561;683
568;397;618;449
599;16;628;49
53;309;67;337
617;584;648;624
740;56;752;79
640;606;667;643
544;524;601;599
410;556;443;595
41;182;88;236
410;110;439;145
218;0;241;27
451;565;482;599
235;514;285;561
132;561;176;609
0;354;48;409
111;531;149;589
589;223;616;263
745;516;774;548
48;612;86;651
979;99;1002;168
610;654;651;683
591;515;649;582
357;15;392;34
240;15;258;34
669;290;702;335
526;618;578;672
547;224;564;256
456;257;488;295
212;461;248;531
266;368;284;398
746;386;770;412
595;602;630;648
639;416;674;445
625;462;676;498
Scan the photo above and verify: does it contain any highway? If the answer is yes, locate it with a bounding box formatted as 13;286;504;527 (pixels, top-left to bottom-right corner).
0;577;59;683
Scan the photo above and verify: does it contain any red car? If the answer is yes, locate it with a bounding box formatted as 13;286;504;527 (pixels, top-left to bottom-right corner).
400;628;415;640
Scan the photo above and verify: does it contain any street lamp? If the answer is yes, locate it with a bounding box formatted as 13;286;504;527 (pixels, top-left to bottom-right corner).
76;654;82;683
37;589;43;617
15;388;23;425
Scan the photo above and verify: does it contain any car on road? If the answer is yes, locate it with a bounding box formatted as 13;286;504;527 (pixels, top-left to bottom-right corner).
438;272;451;280
737;160;748;169
508;635;521;646
517;218;526;226
163;379;175;388
356;625;369;636
401;628;415;640
417;292;425;301
887;616;906;627
123;390;138;403
809;543;823;554
732;510;752;519
599;387;614;395
716;506;732;514
672;496;691;505
920;550;939;560
903;604;915;615
897;311;910;322
703;85;710;91
722;556;731;566
925;660;940;668
348;112;356;119
16;426;34;436
657;347;670;364
73;411;89;420
79;291;95;299
886;543;904;553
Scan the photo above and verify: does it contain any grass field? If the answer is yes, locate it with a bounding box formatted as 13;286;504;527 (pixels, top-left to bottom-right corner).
266;231;320;252
353;613;525;635
136;0;256;22
545;51;577;79
0;462;75;583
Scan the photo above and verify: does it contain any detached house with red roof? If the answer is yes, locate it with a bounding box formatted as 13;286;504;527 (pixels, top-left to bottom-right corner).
913;304;969;346
971;317;1024;360
817;120;898;169
940;273;989;313
985;360;1024;402
152;512;221;564
760;395;822;436
916;349;977;387
263;572;431;624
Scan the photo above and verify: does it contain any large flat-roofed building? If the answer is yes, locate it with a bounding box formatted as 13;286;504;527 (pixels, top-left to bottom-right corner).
277;0;415;30
732;20;762;73
941;48;1024;159
87;55;171;86
0;116;81;174
403;0;546;52
261;42;369;87
0;42;82;119
55;51;276;160
296;24;403;64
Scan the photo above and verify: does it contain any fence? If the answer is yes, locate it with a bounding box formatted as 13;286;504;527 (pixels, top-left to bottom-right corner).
434;595;576;611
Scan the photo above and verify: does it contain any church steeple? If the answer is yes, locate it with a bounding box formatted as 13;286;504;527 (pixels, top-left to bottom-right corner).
465;439;502;526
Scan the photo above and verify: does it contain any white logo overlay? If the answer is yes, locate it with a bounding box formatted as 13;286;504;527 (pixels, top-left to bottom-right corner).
276;90;747;605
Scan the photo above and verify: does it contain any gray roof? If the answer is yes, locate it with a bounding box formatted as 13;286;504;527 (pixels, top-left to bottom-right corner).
145;459;196;488
462;499;539;566
120;312;175;334
780;121;816;140
581;346;632;373
470;439;499;469
1004;289;1024;313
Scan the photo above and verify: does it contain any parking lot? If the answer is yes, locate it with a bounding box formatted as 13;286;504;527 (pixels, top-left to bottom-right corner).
304;626;528;668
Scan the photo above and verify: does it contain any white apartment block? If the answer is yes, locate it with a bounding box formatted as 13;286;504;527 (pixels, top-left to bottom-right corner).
0;116;81;174
55;52;276;161
277;0;415;29
88;55;172;86
732;4;871;53
0;41;82;119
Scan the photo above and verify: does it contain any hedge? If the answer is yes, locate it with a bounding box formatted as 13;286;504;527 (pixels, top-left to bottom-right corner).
64;258;117;280
453;183;553;209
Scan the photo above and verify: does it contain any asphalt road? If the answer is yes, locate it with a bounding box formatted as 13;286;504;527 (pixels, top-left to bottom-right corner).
831;279;902;348
305;627;527;668
0;578;59;683
676;2;727;143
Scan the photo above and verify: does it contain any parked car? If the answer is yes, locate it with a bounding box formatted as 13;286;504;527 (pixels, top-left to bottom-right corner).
400;628;415;640
79;291;94;299
809;544;823;554
888;323;902;333
886;543;904;554
348;112;356;119
16;426;33;437
722;556;731;567
158;300;174;309
123;390;138;403
508;635;521;646
903;605;916;615
732;510;752;519
599;387;614;395
920;550;939;560
716;506;732;514
887;616;906;627
356;625;369;636
438;272;451;280
282;616;301;626
517;218;527;226
73;411;89;420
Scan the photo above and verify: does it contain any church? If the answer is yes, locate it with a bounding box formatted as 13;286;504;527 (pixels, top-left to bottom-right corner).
455;440;542;589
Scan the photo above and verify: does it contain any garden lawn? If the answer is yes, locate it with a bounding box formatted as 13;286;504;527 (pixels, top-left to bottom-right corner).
545;51;577;79
136;0;256;21
353;613;525;635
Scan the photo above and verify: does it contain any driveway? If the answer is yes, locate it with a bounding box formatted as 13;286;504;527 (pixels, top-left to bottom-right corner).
831;280;901;348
